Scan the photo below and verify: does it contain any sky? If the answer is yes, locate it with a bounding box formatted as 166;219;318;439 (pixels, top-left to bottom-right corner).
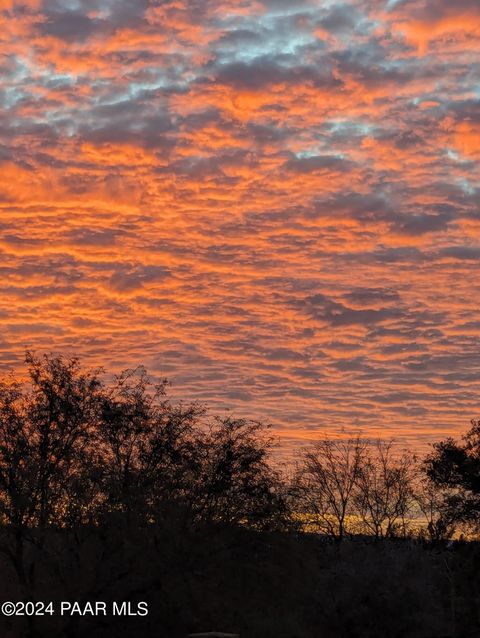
0;0;479;453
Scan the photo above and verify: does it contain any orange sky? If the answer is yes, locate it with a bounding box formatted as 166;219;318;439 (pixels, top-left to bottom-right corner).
0;0;479;454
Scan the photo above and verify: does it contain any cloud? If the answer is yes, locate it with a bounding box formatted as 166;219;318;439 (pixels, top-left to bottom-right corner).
285;154;352;173
108;265;171;293
213;58;340;91
0;0;479;453
38;11;101;42
394;212;454;235
440;246;480;260
300;293;404;326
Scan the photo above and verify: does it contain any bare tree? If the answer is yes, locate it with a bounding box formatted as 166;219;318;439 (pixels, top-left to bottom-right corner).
354;441;416;539
295;437;366;541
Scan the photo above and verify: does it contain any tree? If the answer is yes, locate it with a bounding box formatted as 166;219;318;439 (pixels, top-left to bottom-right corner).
0;351;291;622
295;437;366;541
0;353;104;637
192;417;288;530
0;352;103;534
95;373;288;530
425;419;480;528
354;441;416;539
94;366;205;524
415;478;456;542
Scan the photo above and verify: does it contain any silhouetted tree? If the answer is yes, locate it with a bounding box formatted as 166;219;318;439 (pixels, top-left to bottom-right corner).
94;366;205;525
192;417;289;529
354;441;416;539
415;478;456;542
0;353;105;637
0;351;291;627
295;437;366;540
425;419;480;529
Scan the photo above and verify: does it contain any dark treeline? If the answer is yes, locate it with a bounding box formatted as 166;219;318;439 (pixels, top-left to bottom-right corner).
1;353;480;638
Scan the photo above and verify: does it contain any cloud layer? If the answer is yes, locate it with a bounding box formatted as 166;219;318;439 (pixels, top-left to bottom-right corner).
1;0;479;453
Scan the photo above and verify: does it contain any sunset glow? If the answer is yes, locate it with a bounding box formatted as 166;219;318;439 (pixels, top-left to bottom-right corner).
1;0;479;453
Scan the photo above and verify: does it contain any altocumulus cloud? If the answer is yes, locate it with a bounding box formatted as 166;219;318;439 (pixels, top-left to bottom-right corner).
0;0;479;454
